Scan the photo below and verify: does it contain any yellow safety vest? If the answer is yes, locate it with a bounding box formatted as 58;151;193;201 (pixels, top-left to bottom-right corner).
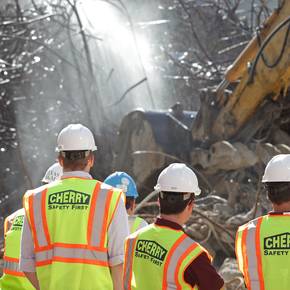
236;213;290;290
130;216;147;234
123;223;211;290
23;177;123;290
0;208;34;290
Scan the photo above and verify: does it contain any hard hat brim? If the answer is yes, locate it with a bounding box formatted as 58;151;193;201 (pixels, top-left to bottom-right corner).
55;145;97;152
154;184;201;196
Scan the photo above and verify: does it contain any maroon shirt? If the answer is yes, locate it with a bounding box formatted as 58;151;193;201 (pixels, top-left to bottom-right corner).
155;218;224;290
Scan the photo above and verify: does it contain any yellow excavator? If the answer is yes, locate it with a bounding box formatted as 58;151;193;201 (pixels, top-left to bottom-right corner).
193;0;290;143
115;0;290;200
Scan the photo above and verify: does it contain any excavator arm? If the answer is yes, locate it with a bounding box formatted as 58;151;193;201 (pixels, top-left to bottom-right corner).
192;0;290;142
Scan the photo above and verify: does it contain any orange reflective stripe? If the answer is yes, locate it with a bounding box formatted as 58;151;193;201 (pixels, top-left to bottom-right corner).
37;246;106;253
3;257;23;275
61;176;92;180
36;246;108;260
123;237;137;290
4;256;19;263
167;236;201;289
35;247;108;266
87;182;101;245
155;224;182;232
241;226;251;289
35;245;54;252
88;184;111;248
174;243;198;290
204;248;212;262
23;198;30;230
235;230;239;267
41;188;51;246
4;217;9;235
28;192;39;249
3;269;25;277
255;217;265;290
100;189;113;248
36;257;109;267
53;256;108;266
107;190;122;229
49;242;107;252
35;243;107;252
162;234;186;290
35;260;52;267
35;245;108;268
31;189;51;251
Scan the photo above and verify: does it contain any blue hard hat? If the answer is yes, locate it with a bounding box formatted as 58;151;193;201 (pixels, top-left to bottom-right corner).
104;172;139;198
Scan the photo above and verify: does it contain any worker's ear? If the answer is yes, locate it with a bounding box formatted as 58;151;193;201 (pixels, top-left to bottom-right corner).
187;199;194;211
58;155;64;167
88;152;94;167
132;199;136;211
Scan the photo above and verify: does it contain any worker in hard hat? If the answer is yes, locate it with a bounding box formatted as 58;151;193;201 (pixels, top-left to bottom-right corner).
123;163;225;290
0;162;62;290
236;154;290;290
19;124;129;290
104;172;148;233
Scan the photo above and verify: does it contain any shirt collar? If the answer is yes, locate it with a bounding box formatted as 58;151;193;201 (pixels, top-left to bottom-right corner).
155;217;183;231
269;211;290;215
61;171;92;179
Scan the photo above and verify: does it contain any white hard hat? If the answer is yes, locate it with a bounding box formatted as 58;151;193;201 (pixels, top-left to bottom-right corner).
42;162;63;183
56;124;97;152
262;154;290;182
154;163;201;195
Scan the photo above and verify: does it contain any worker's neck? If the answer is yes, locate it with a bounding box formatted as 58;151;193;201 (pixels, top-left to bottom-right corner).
63;165;91;173
127;208;134;216
160;213;186;227
63;168;89;172
273;201;290;212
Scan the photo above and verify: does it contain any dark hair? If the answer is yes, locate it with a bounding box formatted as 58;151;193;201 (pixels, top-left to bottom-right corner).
265;182;290;205
125;197;135;210
159;192;194;215
59;150;92;171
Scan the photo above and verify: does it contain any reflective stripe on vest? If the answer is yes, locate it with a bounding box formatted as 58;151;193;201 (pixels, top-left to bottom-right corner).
3;257;24;277
35;245;109;266
123;225;206;290
164;235;199;289
123;236;137;290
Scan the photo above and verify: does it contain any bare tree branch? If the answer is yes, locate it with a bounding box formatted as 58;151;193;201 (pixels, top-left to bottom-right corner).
107;77;147;107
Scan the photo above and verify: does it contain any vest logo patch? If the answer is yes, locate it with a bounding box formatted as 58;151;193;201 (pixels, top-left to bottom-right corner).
48;190;90;210
11;215;24;231
263;233;290;256
135;239;168;266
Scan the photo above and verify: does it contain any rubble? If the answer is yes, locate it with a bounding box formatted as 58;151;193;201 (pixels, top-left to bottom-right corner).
219;258;246;290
